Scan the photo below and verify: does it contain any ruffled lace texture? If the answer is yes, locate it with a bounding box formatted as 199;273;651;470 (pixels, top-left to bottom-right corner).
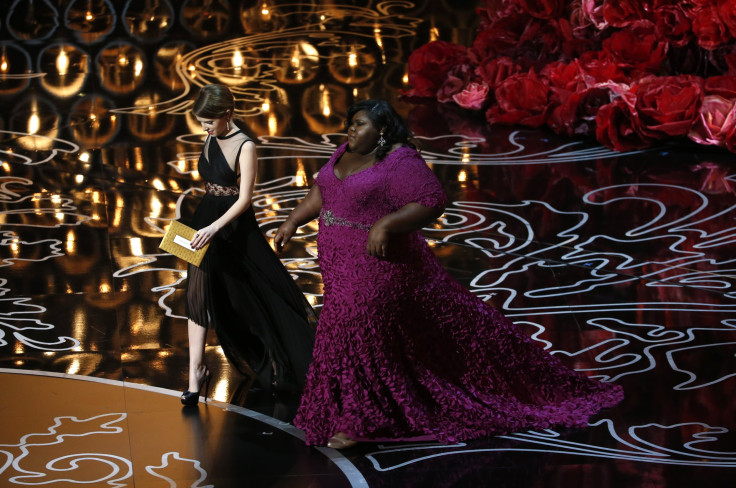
293;143;622;445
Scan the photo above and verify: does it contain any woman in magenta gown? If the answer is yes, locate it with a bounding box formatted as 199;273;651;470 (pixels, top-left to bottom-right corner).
274;99;623;448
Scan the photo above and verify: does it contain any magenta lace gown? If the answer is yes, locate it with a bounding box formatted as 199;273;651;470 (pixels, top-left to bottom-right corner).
293;143;623;445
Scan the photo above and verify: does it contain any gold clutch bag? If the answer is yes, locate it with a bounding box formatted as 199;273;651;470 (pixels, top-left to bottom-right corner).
159;220;209;267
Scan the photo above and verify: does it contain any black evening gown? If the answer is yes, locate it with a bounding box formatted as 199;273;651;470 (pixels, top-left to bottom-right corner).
185;130;317;394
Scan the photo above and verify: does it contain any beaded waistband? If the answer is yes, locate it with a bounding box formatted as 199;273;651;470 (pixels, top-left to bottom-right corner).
320;209;371;230
205;181;239;196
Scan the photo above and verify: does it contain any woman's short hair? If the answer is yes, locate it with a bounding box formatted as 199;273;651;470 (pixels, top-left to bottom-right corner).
346;99;415;159
192;84;234;119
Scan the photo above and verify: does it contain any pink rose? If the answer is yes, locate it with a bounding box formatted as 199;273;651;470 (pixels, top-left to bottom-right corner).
688;95;736;146
436;63;477;104
453;82;491;110
581;0;607;30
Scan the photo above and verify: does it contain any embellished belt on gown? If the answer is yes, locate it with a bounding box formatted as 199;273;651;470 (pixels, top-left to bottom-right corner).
320;209;371;230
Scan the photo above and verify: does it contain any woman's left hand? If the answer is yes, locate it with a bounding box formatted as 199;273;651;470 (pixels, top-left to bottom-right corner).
191;224;218;250
366;221;389;258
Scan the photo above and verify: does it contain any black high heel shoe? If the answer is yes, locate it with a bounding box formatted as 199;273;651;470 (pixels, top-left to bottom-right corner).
181;367;211;407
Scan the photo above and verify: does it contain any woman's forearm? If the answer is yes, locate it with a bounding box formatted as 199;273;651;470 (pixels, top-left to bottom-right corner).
273;185;322;251
285;185;322;227
377;202;444;234
211;194;252;232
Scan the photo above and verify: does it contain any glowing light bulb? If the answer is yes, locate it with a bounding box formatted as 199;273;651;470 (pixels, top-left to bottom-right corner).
57;48;69;76
28;114;40;135
291;48;301;69
268;112;277;136
232;49;243;71
130;237;143;256
0;48;10;74
320;85;331;117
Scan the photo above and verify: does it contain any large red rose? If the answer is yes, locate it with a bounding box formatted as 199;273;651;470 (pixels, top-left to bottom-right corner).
691;5;731;50
602;20;668;71
654;5;693;47
630;75;704;138
688;94;736;146
595;97;653;151
577;50;628;83
486;69;551;127
542;60;586;95
405;41;468;98
549;86;615;137
603;0;649;28
517;0;565;19
475;56;522;90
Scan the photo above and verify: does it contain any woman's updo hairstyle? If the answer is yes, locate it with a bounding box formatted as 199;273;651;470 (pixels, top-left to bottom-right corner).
192;84;234;119
346;99;415;160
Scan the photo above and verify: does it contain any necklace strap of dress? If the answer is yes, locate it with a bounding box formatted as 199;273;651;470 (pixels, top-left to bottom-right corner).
216;130;242;140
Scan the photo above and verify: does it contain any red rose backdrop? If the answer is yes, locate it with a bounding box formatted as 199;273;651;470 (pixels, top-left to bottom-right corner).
405;0;736;153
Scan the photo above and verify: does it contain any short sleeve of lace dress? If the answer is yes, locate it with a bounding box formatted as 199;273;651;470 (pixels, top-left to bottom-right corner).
387;147;447;210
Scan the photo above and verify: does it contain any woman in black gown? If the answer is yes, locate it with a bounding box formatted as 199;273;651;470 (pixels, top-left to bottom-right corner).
181;84;316;406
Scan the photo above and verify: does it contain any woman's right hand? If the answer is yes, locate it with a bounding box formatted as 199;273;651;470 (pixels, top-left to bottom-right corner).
273;221;296;252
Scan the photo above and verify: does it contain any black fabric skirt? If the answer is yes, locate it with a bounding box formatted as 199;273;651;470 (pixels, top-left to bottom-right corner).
186;194;317;394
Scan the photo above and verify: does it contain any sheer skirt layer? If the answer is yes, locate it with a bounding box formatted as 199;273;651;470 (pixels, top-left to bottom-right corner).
185;198;316;393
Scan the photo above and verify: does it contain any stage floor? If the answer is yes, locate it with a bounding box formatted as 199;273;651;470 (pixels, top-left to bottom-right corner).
1;1;735;487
